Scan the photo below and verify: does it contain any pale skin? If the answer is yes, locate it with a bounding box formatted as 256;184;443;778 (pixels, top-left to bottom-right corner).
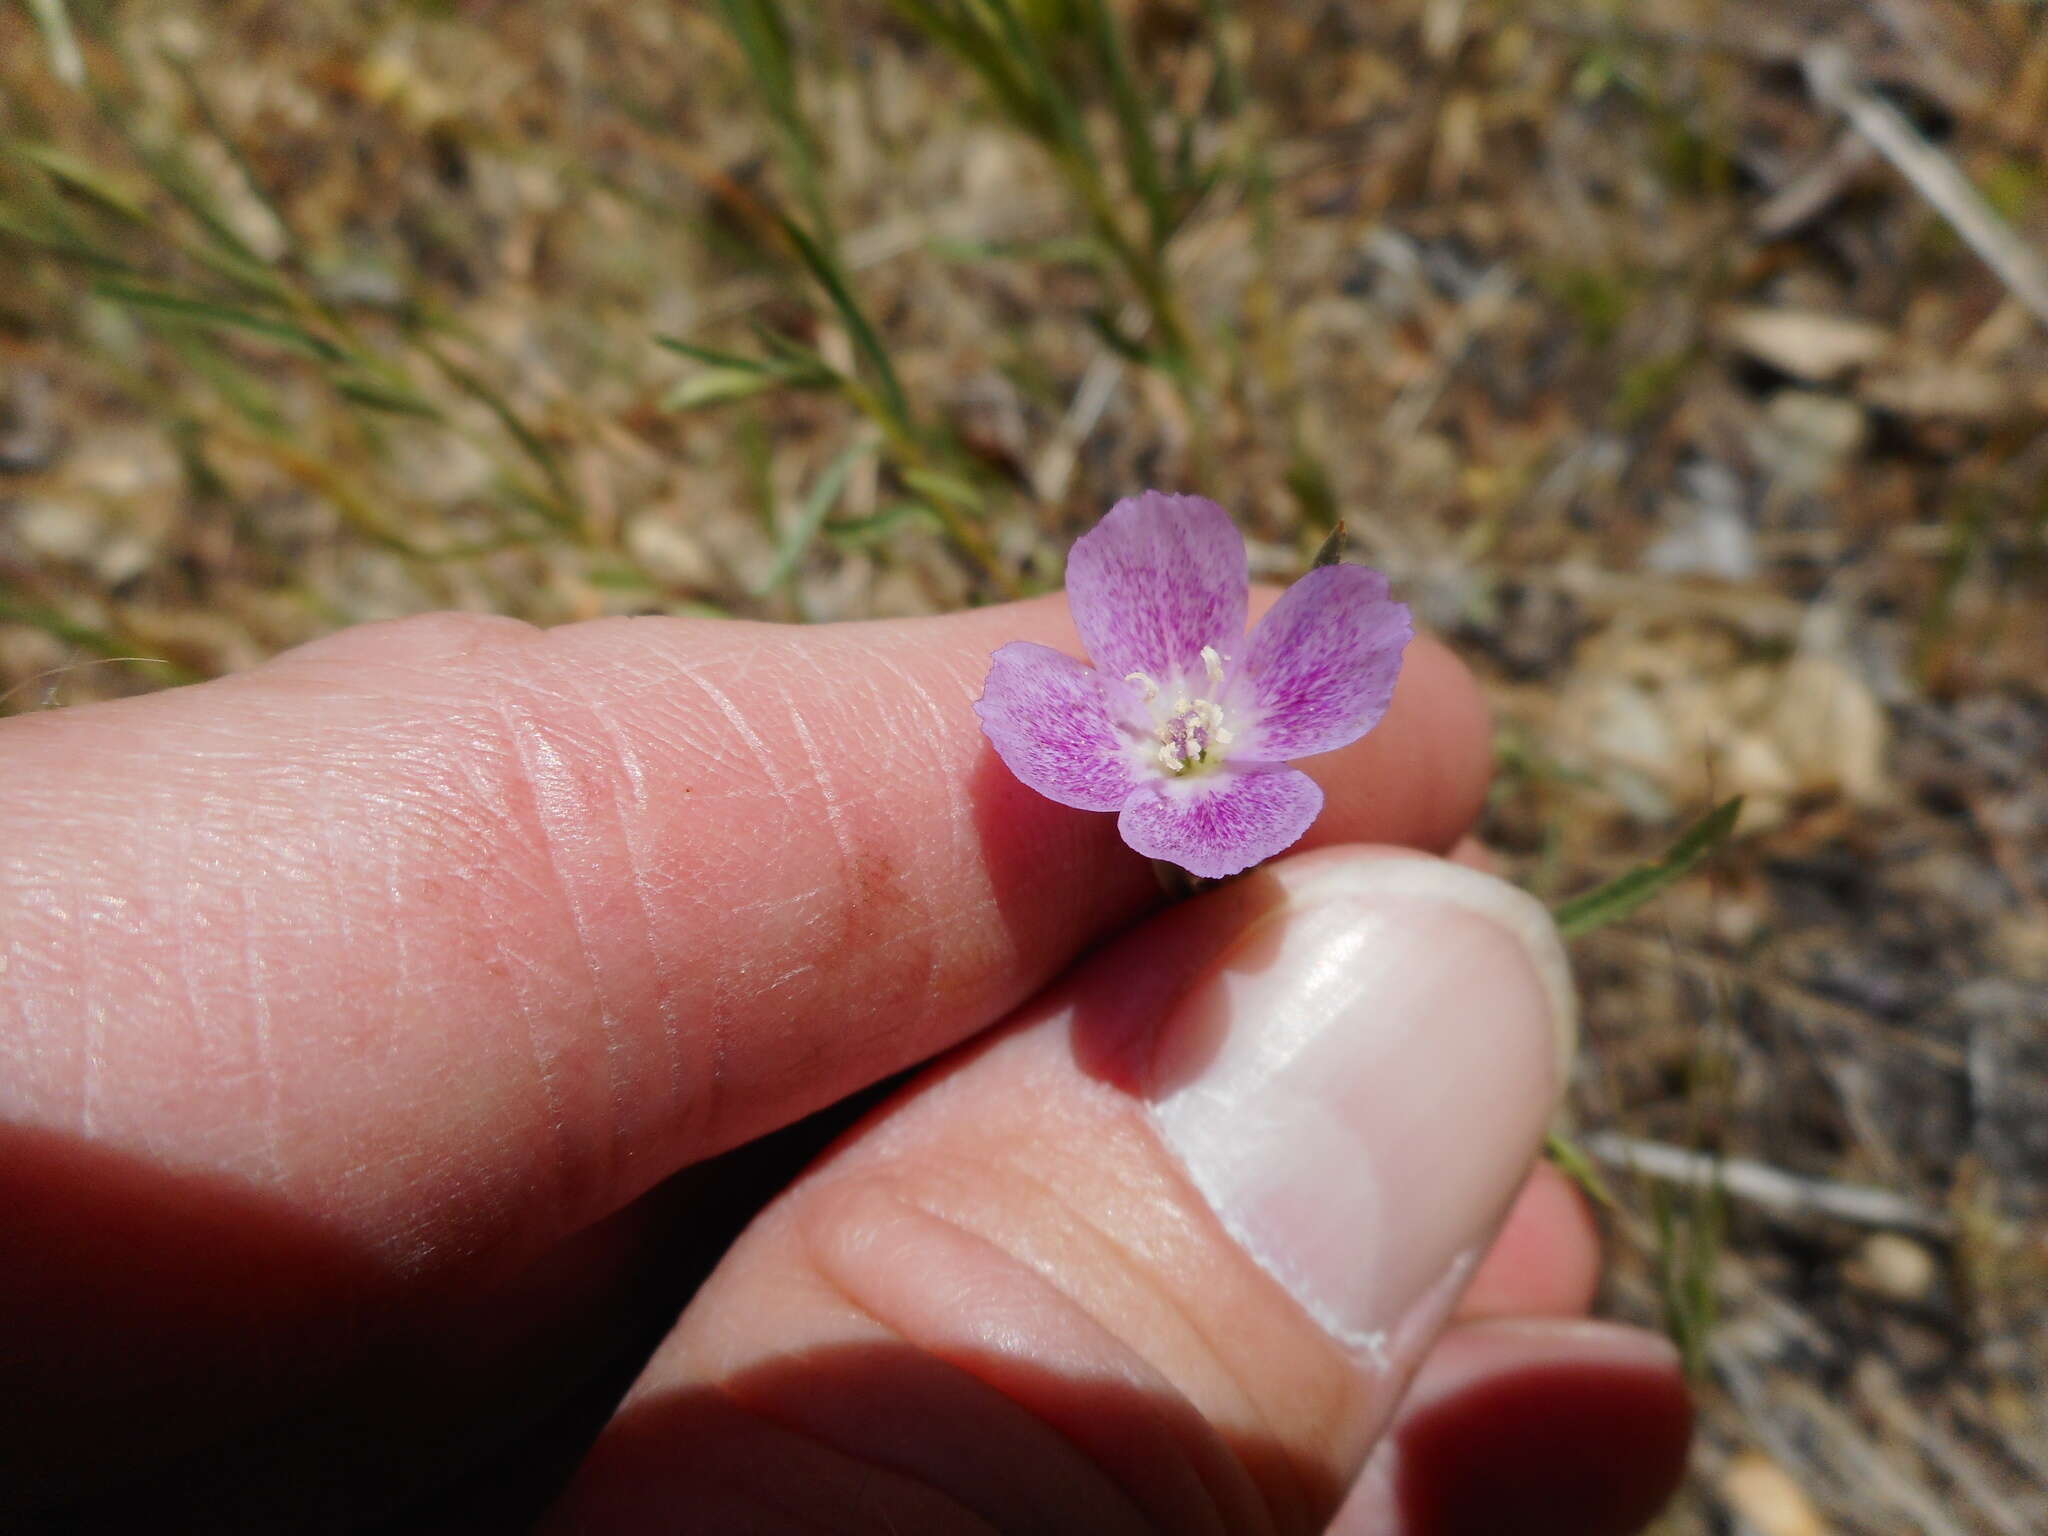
0;593;1690;1532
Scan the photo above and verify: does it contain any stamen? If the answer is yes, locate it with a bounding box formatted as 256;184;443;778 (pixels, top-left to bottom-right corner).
1125;671;1159;702
1201;645;1227;686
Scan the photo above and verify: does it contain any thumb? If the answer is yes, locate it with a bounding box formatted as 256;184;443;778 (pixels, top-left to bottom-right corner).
547;847;1575;1533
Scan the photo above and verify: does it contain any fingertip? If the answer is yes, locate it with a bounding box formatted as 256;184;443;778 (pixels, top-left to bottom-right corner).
1340;1319;1691;1536
1457;1162;1603;1321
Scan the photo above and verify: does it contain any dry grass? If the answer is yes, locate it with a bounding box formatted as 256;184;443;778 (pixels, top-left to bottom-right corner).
3;1;2045;1530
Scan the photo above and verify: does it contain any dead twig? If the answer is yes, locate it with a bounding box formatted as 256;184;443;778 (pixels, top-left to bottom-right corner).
1586;1131;1958;1238
1804;46;2048;331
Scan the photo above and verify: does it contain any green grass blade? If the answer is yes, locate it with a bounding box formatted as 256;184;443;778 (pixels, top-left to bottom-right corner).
885;1;1055;145
416;338;583;531
775;210;911;431
754;436;874;595
1555;796;1743;939
158;49;306;270
0;203;132;269
1074;0;1171;250
664;366;811;410
5;141;148;223
334;375;446;421
1545;1130;1617;1210
714;0;834;246
821;499;943;547
899;466;984;511
94;279;347;361
654;335;773;372
982;0;1095;168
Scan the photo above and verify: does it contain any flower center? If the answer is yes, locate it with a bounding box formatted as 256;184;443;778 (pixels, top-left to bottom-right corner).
1126;645;1235;776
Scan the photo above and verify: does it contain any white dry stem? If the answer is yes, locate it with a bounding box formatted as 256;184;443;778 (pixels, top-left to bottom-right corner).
1585;1131;1956;1238
1804;46;2048;331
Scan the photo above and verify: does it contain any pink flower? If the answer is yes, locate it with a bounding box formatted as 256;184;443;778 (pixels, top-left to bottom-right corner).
975;492;1413;879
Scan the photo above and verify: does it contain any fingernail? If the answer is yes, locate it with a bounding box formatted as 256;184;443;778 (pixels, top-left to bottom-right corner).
1148;856;1576;1358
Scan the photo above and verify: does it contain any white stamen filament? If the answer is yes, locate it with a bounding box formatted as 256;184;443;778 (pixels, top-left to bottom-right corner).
1133;656;1236;778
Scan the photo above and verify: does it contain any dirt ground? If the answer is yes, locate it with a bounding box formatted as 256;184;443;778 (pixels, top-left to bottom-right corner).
2;2;2045;1531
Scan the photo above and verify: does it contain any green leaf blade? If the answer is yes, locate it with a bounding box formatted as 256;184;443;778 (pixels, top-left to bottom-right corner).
1555;797;1744;939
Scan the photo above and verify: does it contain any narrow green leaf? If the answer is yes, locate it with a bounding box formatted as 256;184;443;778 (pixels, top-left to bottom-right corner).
94;280;346;361
884;0;1055;146
159;48;305;269
654;334;772;372
417;338;581;527
821;499;943;547
1075;0;1171;250
754;437;874;595
0;205;130;269
775;211;910;429
899;467;984;511
335;376;445;421
1555;796;1744;939
1545;1130;1617;1210
6;141;148;222
166;331;289;432
927;232;1106;267
663;366;801;411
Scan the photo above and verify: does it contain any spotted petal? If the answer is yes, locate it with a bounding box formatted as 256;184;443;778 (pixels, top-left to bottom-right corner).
1065;492;1248;682
974;642;1139;812
1234;564;1412;761
1118;766;1324;880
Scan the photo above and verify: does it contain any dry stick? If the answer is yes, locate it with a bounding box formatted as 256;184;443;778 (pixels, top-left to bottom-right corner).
1585;1131;1958;1239
1781;1378;1977;1536
1033;300;1143;504
1860;1361;2043;1536
1804;46;2048;330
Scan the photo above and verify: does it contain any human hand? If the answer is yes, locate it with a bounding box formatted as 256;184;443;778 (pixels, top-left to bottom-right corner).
0;594;1689;1532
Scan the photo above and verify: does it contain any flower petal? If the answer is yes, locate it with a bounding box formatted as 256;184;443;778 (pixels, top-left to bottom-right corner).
1065;492;1248;681
974;642;1139;812
1234;564;1413;761
1117;766;1324;879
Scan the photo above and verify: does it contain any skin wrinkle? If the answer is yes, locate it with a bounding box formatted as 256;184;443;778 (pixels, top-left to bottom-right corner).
495;679;649;1201
817;644;953;1042
69;855;99;1140
797;1180;1185;1536
475;691;583;1240
941;1152;1283;1536
667;657;820;1150
543;658;690;1133
877;655;974;875
235;870;287;1186
997;1146;1278;1435
786;697;859;871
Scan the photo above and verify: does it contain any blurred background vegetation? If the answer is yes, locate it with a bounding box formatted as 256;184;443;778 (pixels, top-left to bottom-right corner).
3;1;2046;1530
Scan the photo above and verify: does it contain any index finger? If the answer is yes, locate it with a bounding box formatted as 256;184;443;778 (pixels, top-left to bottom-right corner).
0;592;1490;1264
